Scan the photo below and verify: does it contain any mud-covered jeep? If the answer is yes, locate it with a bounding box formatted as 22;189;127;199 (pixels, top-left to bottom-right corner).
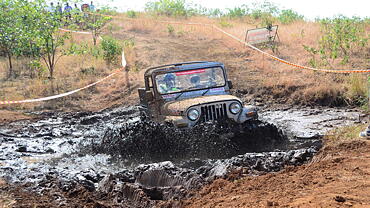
138;61;258;128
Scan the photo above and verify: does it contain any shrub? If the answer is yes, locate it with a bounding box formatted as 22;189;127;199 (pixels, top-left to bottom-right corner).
219;19;233;28
225;6;249;19
278;9;304;24
304;16;368;65
101;37;122;66
145;0;189;17
126;10;137;18
98;6;118;15
167;24;175;35
345;74;368;106
122;39;135;49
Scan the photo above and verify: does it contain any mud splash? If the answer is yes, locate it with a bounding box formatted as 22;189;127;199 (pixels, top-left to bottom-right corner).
91;119;286;162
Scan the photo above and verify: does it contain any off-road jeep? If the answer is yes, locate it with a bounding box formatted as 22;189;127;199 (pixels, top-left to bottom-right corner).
138;61;258;128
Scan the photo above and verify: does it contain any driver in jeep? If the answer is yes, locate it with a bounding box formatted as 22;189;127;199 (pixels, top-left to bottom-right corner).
158;73;178;93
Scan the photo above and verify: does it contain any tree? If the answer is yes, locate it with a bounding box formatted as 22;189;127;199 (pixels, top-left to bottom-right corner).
0;0;70;79
101;36;122;67
86;13;111;45
0;0;27;78
37;13;70;79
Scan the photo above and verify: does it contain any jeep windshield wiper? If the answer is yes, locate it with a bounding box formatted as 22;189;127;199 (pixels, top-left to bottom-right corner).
175;92;185;100
202;88;210;96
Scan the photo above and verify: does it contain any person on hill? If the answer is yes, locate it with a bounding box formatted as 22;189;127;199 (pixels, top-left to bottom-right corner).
73;3;80;12
47;2;55;13
72;3;81;24
64;3;73;21
89;1;95;12
64;3;72;13
56;2;62;14
81;3;89;12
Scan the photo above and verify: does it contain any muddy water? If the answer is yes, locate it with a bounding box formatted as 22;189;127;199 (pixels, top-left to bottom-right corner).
0;106;361;206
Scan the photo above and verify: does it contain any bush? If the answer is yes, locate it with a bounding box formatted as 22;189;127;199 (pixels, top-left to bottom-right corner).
278;9;304;24
304;16;368;66
167;24;175;35
126;10;137;18
345;74;368;106
219;19;233;28
98;6;118;15
145;0;189;17
101;37;122;66
122;39;135;49
225;6;249;19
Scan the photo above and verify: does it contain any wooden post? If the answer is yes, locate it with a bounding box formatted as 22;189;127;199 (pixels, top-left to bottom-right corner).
125;67;130;92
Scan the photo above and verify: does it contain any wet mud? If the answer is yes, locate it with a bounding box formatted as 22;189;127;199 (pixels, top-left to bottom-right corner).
0;106;361;207
92;119;286;162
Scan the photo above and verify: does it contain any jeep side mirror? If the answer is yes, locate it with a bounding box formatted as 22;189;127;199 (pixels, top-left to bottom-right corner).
227;80;233;89
138;88;153;105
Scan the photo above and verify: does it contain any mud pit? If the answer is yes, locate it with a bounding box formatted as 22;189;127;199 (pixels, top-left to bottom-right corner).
0;106;360;207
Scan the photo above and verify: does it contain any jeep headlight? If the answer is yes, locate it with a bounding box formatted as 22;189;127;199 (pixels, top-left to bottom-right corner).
229;102;242;114
187;108;200;121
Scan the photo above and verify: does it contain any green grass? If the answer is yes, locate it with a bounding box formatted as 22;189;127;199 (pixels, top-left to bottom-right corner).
325;124;368;145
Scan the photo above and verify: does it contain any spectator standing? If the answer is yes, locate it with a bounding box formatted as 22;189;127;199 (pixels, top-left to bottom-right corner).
64;3;72;13
56;2;62;14
47;2;55;13
73;4;80;12
64;3;73;21
72;3;81;24
89;1;95;12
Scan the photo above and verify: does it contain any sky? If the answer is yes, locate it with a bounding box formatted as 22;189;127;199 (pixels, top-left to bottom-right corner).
89;0;369;19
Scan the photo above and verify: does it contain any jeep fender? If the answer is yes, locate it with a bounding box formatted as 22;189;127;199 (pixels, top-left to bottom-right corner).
237;106;258;123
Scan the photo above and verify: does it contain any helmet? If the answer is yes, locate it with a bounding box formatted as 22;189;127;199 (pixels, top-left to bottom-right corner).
190;75;200;84
164;73;175;81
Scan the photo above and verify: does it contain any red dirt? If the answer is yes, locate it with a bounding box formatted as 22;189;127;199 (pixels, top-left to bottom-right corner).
0;110;34;124
182;140;370;208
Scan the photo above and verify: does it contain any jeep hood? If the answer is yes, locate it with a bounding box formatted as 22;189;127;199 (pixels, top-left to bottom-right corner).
162;95;241;115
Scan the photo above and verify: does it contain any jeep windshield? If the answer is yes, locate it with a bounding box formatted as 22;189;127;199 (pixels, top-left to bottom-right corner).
155;67;226;95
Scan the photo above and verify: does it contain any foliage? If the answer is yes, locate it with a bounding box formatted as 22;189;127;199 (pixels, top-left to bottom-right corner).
36;10;70;79
99;6;118;15
86;14;112;45
126;10;137;18
304;16;368;66
206;8;222;18
0;0;70;79
345;74;368;106
249;0;279;19
225;6;249;19
145;0;189;17
144;0;305;24
167;24;175;35
101;37;122;66
0;0;39;78
122;39;135;49
28;59;47;78
219;19;233;28
278;9;304;24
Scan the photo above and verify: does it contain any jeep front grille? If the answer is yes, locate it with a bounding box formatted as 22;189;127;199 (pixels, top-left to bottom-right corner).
200;103;227;122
